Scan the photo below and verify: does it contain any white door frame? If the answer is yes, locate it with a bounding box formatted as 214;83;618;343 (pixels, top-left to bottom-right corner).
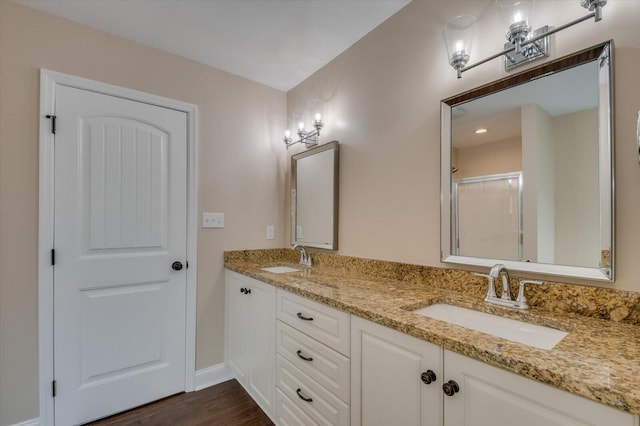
38;69;199;426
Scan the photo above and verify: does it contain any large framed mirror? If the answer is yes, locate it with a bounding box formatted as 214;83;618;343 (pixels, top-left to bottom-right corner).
441;41;613;281
291;141;339;250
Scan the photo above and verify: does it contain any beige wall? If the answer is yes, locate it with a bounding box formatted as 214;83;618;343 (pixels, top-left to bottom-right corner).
287;0;640;284
554;108;600;267
0;2;287;424
522;104;555;263
455;137;522;179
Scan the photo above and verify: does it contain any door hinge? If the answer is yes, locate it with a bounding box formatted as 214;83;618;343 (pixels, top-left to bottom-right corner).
51;249;55;266
45;114;57;134
52;380;57;397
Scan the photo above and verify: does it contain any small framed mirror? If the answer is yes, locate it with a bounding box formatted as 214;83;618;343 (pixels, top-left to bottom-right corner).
291;141;339;250
441;41;613;281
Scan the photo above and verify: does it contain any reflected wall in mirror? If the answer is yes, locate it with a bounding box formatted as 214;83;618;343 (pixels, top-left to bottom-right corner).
441;41;613;281
291;141;339;250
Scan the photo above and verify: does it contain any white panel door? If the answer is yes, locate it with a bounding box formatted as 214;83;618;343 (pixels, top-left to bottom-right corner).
54;85;188;425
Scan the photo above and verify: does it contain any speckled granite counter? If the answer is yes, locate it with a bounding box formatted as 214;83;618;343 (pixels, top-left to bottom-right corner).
225;249;640;415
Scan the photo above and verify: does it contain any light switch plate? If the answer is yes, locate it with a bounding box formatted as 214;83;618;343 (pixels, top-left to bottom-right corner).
202;212;224;228
266;225;275;240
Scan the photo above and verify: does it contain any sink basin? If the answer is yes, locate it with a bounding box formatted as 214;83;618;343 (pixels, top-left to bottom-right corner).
260;266;301;274
413;304;567;350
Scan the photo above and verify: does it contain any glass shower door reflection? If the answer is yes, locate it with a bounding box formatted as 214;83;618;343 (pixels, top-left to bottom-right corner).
453;172;522;260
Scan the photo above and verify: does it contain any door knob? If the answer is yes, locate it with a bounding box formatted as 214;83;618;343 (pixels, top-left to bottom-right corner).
172;261;183;271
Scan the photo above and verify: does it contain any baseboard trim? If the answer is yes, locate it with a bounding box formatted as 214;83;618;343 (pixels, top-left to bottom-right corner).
194;363;233;391
11;418;40;426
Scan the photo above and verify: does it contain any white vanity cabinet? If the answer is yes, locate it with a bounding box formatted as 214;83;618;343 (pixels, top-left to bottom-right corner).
276;289;351;425
224;271;638;426
351;316;443;426
224;270;276;419
443;349;638;426
351;317;637;426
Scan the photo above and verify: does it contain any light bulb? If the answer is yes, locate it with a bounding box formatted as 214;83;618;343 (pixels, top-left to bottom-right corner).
284;130;291;138
513;11;523;24
298;122;305;131
455;40;465;53
314;113;322;122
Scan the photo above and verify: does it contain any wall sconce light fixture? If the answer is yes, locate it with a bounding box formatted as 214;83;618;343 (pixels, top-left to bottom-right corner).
284;113;324;149
445;0;607;78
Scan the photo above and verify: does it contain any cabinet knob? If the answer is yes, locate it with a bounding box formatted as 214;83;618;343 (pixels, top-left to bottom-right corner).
245;288;251;294
240;287;246;294
442;380;460;397
171;261;183;271
421;370;437;384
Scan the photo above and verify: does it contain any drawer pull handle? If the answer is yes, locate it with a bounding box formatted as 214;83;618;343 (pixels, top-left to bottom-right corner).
296;312;314;321
296;388;313;403
296;350;314;362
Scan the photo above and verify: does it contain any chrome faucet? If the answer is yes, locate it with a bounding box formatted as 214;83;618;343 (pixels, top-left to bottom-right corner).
475;264;543;309
292;244;312;267
490;264;511;300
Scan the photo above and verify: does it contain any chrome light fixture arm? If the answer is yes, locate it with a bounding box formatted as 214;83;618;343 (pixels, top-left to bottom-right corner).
449;0;606;78
284;115;324;149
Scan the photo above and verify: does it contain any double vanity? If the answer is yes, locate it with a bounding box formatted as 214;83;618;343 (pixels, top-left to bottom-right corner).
229;39;636;425
224;249;640;425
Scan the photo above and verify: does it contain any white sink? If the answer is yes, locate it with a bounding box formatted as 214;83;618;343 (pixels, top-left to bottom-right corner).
260;266;301;274
413;304;567;350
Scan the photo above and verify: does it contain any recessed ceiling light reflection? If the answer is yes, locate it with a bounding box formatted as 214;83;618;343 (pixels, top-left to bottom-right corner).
475;128;488;134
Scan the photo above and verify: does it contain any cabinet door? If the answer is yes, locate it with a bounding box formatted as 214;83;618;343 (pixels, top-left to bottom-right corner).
246;277;276;417
225;270;277;420
225;270;249;385
443;350;638;426
351;316;443;426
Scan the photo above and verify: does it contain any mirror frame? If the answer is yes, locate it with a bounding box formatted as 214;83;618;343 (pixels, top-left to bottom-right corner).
291;140;339;250
440;41;614;281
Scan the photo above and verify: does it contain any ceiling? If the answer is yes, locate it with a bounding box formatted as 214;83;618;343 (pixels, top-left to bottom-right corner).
14;0;411;92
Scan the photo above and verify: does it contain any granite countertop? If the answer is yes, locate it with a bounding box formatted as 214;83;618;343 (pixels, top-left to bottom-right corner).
225;251;640;416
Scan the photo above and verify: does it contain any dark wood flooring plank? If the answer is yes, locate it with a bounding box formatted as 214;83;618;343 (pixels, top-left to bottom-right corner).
86;379;274;426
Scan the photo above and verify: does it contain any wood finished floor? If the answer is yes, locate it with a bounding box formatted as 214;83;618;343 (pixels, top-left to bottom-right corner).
86;379;274;426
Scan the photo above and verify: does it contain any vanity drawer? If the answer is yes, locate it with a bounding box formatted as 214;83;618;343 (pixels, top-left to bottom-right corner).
277;289;350;356
276;388;319;426
277;354;350;426
277;320;350;403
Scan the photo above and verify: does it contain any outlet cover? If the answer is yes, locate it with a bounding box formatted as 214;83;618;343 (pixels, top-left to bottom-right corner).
202;212;224;228
266;225;275;240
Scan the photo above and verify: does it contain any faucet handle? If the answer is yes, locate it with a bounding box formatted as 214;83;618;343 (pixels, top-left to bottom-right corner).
516;280;543;307
474;273;496;299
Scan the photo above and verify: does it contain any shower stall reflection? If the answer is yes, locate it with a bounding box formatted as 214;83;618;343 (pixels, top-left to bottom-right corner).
453;172;523;261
